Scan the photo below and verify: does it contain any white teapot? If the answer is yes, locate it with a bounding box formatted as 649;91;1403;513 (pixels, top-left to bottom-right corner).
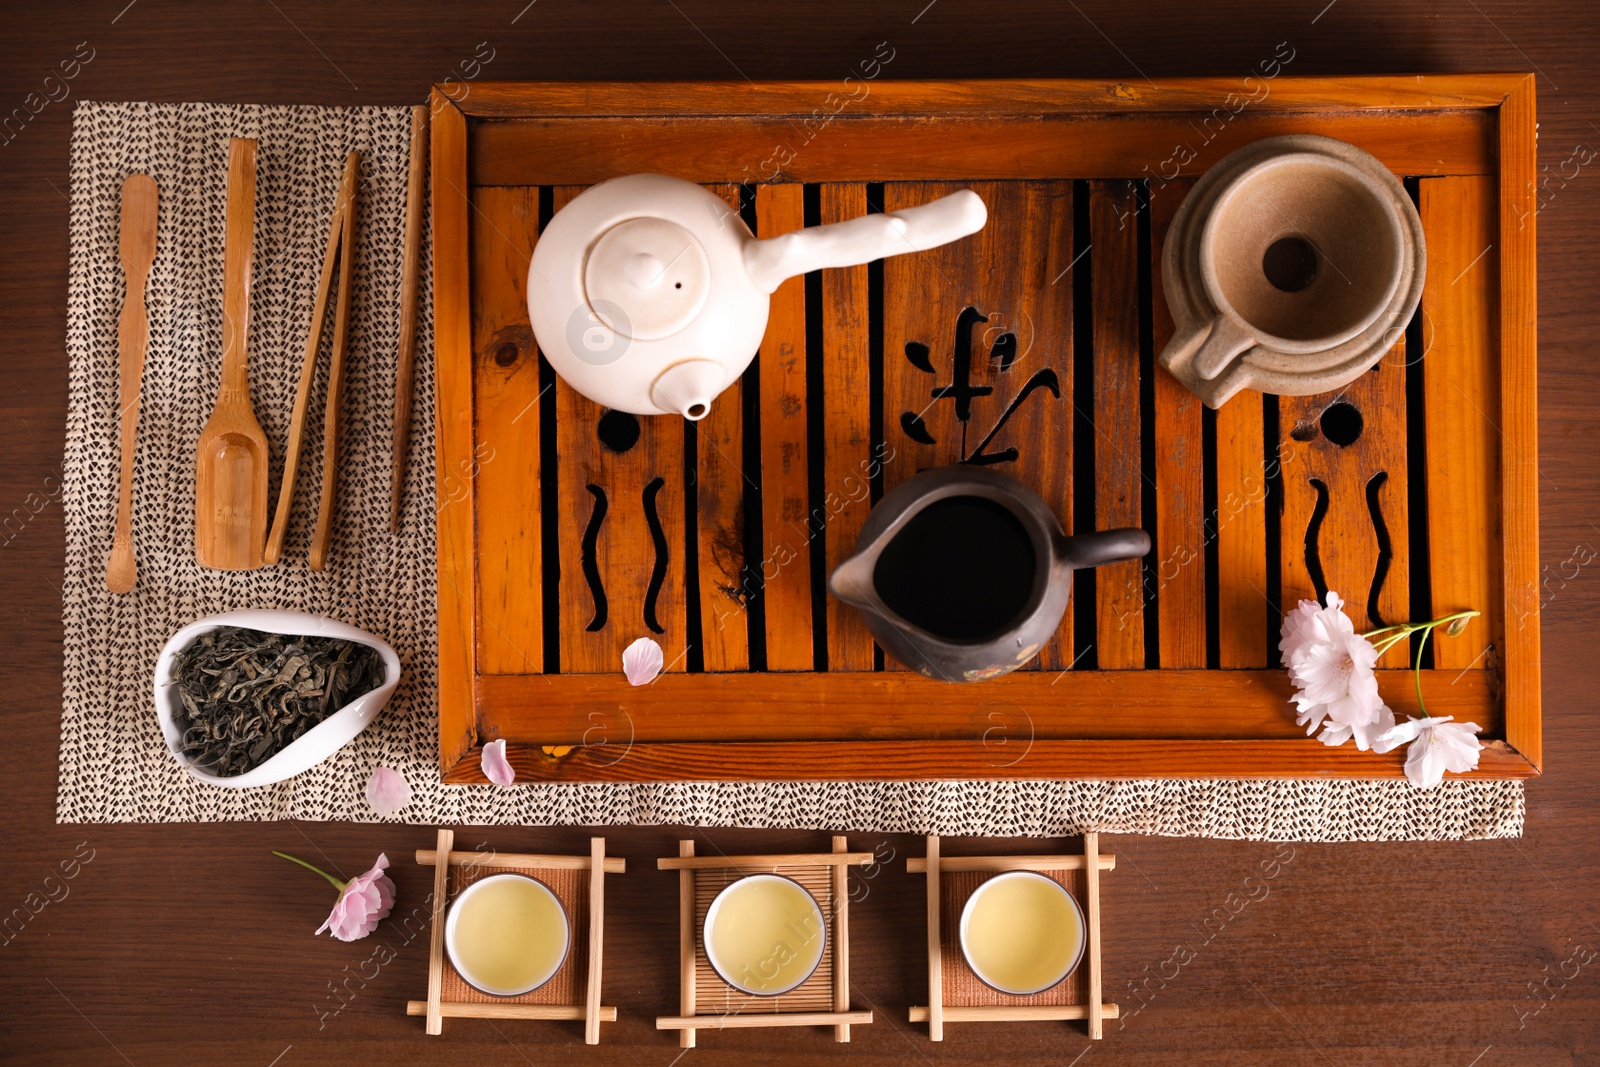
527;173;987;420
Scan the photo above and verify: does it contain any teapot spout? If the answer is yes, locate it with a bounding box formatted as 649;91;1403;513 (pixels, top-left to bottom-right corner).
650;359;726;421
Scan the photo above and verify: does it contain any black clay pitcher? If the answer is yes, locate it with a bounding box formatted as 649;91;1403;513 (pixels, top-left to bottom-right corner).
827;466;1150;682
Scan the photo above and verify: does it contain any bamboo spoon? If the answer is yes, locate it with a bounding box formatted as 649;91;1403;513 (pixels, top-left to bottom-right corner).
309;152;360;571
194;138;268;570
390;105;427;533
106;173;158;594
265;150;360;565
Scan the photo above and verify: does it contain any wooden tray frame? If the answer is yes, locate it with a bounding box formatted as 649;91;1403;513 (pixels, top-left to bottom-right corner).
405;829;623;1042
654;836;874;1044
909;833;1118;1040
431;75;1540;784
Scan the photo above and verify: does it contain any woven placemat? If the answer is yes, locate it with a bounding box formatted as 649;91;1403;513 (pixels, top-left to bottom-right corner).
56;101;1524;840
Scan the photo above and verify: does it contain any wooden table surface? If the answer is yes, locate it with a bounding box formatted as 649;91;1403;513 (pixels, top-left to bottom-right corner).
3;2;1598;1064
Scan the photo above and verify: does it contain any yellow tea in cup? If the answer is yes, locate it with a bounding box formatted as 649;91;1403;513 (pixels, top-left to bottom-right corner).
959;871;1085;995
702;874;827;996
445;873;569;996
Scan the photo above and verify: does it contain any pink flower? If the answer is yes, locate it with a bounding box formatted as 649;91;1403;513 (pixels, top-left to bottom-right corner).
274;851;395;942
622;637;664;686
481;738;515;786
1373;716;1483;788
315;854;395;941
1279;591;1387;741
365;765;411;818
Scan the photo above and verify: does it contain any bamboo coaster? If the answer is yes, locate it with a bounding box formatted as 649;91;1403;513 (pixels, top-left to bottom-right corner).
406;831;624;1042
908;832;1119;1039
655;835;875;1046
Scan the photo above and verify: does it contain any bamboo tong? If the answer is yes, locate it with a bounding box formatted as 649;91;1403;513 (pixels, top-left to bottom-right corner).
265;150;361;569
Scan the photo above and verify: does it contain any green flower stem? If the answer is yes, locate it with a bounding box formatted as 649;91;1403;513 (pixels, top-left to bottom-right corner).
1359;609;1479;719
273;851;347;892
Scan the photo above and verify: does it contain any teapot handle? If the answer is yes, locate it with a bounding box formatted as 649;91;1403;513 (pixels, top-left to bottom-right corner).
743;189;988;294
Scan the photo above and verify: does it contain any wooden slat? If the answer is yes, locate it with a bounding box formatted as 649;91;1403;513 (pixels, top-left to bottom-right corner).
1277;356;1410;668
1084;831;1103;1040
1420;176;1503;669
831;835;851;1043
1089;180;1145;668
447;736;1536;784
407;1002;616;1021
475;669;1500;743
551;189;687;673
880;180;1075;668
657;1012;873;1030
1148;179;1207;667
659;853;873;870
819;183;876;672
677;839;695;1048
695;184;750;671
455;76;1525;119
585;837;605;1044
471;186;543;674
429;94;477;769
424;827;454;1035
1215;394;1271;667
415;850;625;873
924;835;943;1041
471;111;1495;187
910;1004;1117;1023
755;184;815;671
907;854;1115;873
1495;76;1542;769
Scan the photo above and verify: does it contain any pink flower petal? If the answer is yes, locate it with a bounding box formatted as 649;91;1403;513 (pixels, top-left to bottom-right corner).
365;765;412;818
481;738;515;786
623;637;664;686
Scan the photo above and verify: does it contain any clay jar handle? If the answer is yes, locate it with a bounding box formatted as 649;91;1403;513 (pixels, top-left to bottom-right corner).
1056;527;1151;571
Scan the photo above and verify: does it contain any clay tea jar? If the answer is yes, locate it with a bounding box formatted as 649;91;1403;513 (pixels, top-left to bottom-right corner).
827;466;1150;681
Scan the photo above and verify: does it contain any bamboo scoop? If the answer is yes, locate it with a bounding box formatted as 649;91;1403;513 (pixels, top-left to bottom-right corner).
194;138;268;570
106;173;158;594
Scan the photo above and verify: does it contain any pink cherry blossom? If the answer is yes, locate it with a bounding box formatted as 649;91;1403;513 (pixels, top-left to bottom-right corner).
1279;591;1386;735
365;765;411;818
622;637;664;686
1373;716;1483;788
314;853;396;941
481;737;515;786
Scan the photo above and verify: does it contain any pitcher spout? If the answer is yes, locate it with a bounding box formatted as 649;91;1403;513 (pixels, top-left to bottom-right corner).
827;552;878;609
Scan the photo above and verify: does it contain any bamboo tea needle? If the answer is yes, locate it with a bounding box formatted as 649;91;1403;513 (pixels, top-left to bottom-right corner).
390;105;427;533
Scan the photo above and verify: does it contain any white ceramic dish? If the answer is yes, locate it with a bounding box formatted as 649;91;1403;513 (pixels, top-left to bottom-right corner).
153;609;400;788
444;873;571;996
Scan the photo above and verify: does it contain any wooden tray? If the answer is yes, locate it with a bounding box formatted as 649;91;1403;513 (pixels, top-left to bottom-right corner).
405;830;622;1041
654;836;873;1045
908;833;1117;1040
430;76;1540;783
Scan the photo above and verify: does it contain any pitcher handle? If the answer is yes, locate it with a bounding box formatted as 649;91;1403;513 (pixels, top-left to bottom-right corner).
1057;527;1151;570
